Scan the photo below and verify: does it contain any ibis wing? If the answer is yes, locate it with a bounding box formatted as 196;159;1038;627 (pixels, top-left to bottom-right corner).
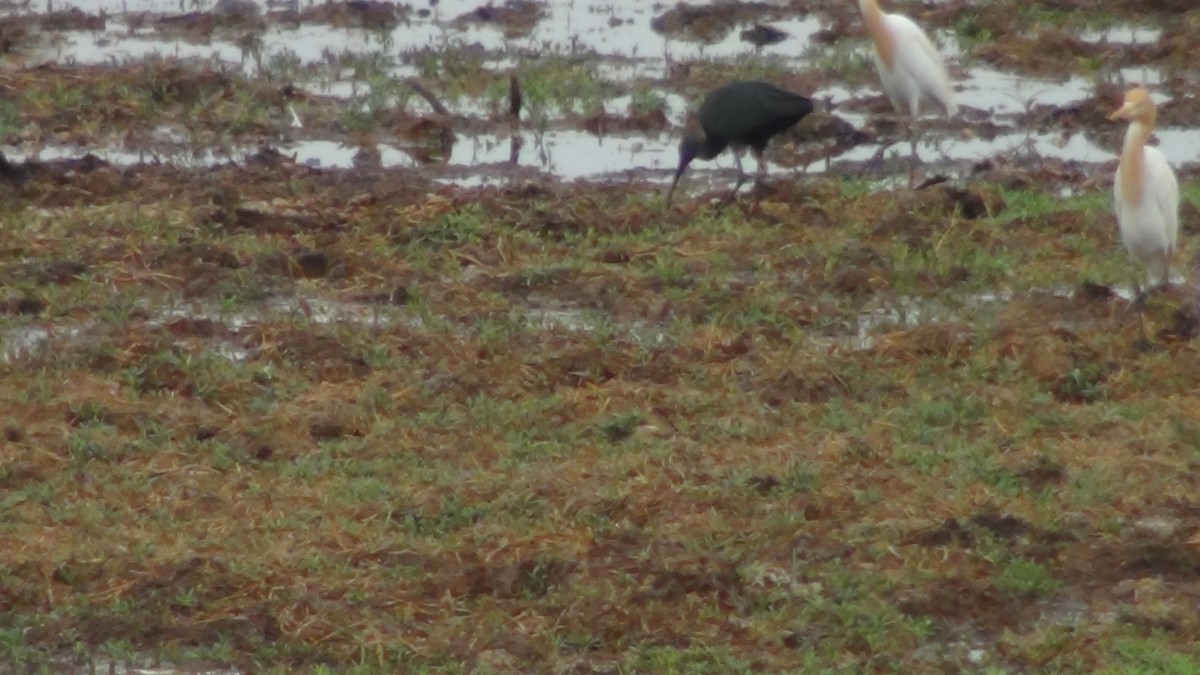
698;82;813;148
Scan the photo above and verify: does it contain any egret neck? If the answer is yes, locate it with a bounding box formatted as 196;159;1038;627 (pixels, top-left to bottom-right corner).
1119;115;1153;207
859;0;895;69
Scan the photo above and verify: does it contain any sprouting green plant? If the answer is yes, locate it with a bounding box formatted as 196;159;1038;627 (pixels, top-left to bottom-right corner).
994;558;1061;598
630;88;667;116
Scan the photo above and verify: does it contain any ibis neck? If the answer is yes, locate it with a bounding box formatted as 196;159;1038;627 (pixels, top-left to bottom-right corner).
1119;120;1152;206
860;0;894;68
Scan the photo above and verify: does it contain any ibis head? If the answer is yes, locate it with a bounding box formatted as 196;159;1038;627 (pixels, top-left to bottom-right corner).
666;114;716;206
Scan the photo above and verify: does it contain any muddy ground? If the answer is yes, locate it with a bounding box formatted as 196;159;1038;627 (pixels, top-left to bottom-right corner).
2;0;1200;673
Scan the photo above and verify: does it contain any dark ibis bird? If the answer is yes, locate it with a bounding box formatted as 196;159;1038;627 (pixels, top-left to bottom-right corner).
666;80;814;206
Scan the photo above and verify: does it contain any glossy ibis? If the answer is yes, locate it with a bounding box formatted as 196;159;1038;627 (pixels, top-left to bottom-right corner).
858;0;957;187
665;80;813;206
1110;86;1179;294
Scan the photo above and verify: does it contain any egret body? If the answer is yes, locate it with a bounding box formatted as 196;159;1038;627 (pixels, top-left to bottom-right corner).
1110;87;1179;291
858;0;957;186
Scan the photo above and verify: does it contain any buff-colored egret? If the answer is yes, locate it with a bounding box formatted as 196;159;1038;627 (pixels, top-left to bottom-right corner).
1110;86;1179;295
666;81;813;206
857;0;957;187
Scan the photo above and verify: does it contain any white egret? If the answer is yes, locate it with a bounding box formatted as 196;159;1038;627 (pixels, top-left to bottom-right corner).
857;0;958;187
1110;86;1179;295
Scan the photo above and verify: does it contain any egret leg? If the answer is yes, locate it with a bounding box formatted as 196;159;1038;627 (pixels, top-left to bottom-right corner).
1142;252;1173;295
1131;276;1147;311
1131;293;1148;315
907;118;918;189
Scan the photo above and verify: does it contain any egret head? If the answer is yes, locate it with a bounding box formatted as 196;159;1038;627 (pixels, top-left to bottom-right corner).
666;114;707;206
1109;87;1156;125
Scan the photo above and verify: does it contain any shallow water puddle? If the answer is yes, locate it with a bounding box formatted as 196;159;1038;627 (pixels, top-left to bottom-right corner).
17;0;823;187
0;296;610;364
413;288;1014;353
1;289;1028;363
954;69;1097;117
817;295;966;352
830;128;1112;172
1078;24;1163;45
13;0;1199;186
1;323;84;363
11;126;675;180
814;288;1086;351
154;293;404;329
521;301;673;344
14;108;1194;189
453;130;670;179
35;0;821;67
0;294;406;364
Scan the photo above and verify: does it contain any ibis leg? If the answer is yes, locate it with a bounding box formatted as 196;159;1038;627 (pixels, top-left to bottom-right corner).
751;150;768;209
724;152;748;204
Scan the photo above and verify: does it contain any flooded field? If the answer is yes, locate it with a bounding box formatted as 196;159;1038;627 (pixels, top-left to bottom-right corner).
4;0;1199;185
2;0;1200;672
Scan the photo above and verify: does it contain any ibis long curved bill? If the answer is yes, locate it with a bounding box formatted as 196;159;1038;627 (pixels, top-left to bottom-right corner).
665;135;701;206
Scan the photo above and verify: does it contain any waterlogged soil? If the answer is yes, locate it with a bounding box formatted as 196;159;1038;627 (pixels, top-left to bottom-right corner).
2;0;1200;673
1;0;1199;183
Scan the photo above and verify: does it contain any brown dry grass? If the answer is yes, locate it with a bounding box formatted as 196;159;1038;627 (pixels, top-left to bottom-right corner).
1;149;1199;673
